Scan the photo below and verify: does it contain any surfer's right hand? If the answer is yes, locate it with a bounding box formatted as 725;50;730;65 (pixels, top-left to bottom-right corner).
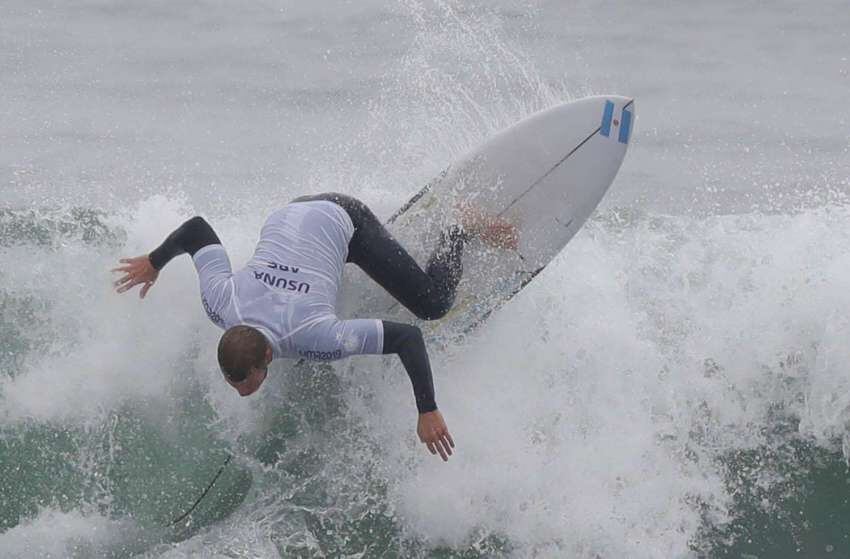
417;410;455;462
112;255;159;299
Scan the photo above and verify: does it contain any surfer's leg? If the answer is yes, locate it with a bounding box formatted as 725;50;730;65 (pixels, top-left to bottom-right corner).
292;193;464;320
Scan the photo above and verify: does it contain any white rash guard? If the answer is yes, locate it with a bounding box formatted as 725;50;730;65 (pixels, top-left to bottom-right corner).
191;200;384;361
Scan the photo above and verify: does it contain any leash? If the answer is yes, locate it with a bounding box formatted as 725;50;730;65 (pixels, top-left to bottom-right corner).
169;453;233;527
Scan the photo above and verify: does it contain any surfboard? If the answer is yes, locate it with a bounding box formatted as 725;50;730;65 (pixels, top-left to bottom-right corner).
352;95;635;335
175;97;634;526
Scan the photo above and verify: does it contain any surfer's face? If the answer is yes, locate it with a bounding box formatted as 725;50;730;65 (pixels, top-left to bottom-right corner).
225;365;268;397
223;343;273;396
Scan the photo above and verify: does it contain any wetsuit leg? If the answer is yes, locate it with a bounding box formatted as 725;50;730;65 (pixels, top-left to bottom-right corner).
291;193;464;320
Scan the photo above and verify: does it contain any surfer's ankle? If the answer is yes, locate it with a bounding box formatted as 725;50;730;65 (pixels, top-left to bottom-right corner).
461;214;518;250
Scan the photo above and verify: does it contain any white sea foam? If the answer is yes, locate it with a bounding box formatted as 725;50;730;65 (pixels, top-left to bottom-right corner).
1;0;848;557
0;508;145;559
345;205;850;557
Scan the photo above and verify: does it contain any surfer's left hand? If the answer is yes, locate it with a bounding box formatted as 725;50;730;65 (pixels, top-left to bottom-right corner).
112;255;159;298
417;410;455;461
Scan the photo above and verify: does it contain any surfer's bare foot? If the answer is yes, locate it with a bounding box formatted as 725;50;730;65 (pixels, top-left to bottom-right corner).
459;207;519;250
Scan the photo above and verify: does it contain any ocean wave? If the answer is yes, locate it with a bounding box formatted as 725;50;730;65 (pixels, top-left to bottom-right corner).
0;208;125;249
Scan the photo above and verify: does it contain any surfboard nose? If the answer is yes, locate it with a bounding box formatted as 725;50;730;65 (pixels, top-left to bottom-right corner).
595;95;635;145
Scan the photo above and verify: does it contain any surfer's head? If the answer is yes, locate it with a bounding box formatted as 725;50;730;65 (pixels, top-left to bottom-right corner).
217;325;272;396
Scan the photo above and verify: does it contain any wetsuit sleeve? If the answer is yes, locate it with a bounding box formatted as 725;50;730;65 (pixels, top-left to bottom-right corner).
148;216;222;270
295;319;435;413
149;217;233;329
381;321;437;414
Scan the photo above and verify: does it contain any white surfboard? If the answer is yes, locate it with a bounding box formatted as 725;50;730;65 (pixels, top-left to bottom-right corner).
353;95;635;334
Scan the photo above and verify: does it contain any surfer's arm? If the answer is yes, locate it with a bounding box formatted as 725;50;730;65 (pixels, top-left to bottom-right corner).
381;321;436;413
301;318;453;460
382;320;454;461
316;318;438;412
149;216;222;270
112;216;224;299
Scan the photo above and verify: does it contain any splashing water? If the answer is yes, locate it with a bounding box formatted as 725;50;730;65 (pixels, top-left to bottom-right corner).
2;1;849;558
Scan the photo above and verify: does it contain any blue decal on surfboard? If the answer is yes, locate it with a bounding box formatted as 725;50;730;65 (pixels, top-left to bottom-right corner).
618;106;632;144
600;100;614;137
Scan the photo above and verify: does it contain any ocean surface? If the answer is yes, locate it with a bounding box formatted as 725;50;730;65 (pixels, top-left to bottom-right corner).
2;1;850;557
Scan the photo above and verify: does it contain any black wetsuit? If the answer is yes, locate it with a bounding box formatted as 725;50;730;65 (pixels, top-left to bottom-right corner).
150;193;464;413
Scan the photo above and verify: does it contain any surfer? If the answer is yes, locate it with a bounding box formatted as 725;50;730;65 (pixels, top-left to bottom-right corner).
112;193;516;462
